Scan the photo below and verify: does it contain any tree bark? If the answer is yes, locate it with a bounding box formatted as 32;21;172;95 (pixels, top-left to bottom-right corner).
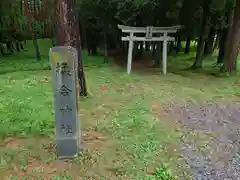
221;1;240;73
191;1;212;69
217;5;234;64
57;0;87;96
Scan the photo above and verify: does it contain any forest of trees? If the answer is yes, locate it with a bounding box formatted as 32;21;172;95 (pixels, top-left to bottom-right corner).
1;0;240;93
78;0;240;73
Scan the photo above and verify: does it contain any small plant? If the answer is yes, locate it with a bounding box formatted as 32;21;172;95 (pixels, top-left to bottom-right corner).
155;165;175;180
140;165;176;180
20;159;28;172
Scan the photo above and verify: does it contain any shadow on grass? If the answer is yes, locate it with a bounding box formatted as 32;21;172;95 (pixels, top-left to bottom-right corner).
112;53;236;80
0;39;114;74
1;41;238;81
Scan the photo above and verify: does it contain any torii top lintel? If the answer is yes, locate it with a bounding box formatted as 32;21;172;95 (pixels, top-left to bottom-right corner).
117;24;182;34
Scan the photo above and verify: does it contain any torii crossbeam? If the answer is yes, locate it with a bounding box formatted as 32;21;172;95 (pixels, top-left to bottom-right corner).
118;24;182;75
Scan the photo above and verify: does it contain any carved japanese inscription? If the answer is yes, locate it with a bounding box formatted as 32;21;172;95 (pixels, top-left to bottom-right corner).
49;46;80;159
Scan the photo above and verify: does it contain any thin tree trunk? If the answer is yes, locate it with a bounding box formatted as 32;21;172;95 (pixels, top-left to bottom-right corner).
87;31;98;56
33;0;37;20
204;27;215;55
0;44;5;55
184;36;191;54
135;42;143;60
151;42;157;57
20;0;23;14
153;42;161;68
193;40;197;48
218;30;227;64
6;41;13;53
57;0;87;96
139;42;144;57
221;1;240;73
20;42;24;50
191;1;212;69
168;41;175;55
91;43;98;55
213;30;220;50
79;18;87;49
176;36;182;53
24;0;41;60
123;41;127;56
103;27;109;63
15;42;21;52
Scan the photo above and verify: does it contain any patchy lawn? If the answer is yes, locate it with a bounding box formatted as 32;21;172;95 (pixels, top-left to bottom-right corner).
0;39;239;179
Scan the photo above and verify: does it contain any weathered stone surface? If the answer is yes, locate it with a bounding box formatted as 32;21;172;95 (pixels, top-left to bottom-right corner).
49;46;80;159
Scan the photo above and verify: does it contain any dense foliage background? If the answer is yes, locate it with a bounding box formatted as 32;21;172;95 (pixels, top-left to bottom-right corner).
0;0;239;72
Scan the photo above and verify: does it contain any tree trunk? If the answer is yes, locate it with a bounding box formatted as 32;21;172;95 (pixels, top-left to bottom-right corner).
6;42;14;53
33;0;37;20
151;42;156;57
176;36;182;53
221;1;240;73
153;42;161;68
52;37;56;47
217;6;234;64
184;36;191;54
87;33;91;56
91;43;98;55
204;27;215;55
24;0;41;60
79;18;87;49
15;42;21;52
0;44;5;55
168;41;176;55
86;30;98;56
218;30;227;64
191;1;212;69
20;42;24;50
145;42;150;51
20;0;23;14
57;0;87;96
213;30;220;50
103;27;108;63
135;42;143;60
33;39;41;59
140;42;144;57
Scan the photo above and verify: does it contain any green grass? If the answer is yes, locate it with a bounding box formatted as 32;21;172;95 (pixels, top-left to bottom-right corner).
0;39;239;179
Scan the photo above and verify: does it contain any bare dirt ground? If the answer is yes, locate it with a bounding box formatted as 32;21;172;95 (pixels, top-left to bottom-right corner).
165;103;240;180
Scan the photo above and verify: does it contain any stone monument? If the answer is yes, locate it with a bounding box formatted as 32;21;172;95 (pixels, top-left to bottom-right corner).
49;46;80;159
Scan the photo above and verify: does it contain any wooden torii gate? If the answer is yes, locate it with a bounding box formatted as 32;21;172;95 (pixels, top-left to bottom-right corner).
118;25;182;75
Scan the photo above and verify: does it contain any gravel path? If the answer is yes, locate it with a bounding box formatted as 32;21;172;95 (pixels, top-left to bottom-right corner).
166;103;240;180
